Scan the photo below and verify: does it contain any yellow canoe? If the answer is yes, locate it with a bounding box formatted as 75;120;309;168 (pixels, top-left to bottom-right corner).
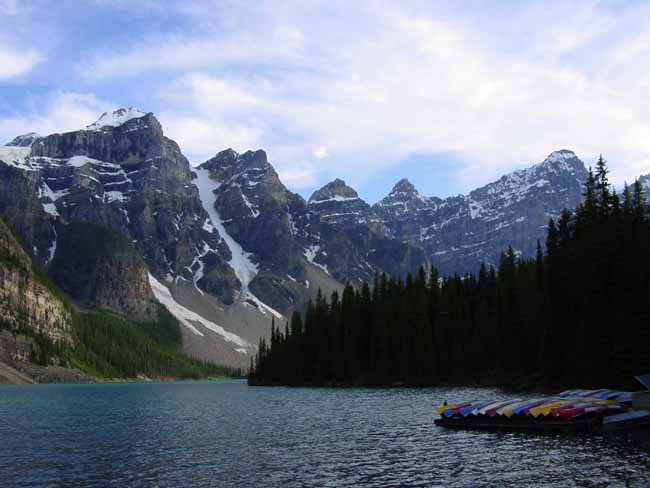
529;401;565;417
503;400;536;418
435;403;458;415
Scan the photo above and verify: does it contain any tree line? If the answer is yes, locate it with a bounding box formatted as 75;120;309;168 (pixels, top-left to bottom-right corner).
249;157;650;389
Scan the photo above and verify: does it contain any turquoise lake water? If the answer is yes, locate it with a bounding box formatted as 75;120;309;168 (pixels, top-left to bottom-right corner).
0;380;649;487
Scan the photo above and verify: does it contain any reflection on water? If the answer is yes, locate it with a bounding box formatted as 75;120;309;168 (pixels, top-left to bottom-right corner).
0;381;648;487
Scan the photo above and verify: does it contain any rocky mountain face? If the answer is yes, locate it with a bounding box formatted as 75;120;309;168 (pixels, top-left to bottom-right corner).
195;149;310;314
373;150;589;274
195;149;426;309
304;178;427;284
0;217;71;362
49;222;156;321
0;110;251;364
5;132;41;147
0;107;594;367
0;108;427;367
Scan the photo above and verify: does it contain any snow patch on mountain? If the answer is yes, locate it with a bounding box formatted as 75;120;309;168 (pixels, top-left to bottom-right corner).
304;244;329;274
47;225;57;263
148;273;251;350
241;193;260;218
310;195;360;204
86;108;148;131
193;167;283;319
194;168;258;288
185;241;216;296
0;146;31;169
5;132;41;147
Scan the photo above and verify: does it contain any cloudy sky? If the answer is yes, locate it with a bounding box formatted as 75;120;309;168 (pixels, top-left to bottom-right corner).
1;0;649;202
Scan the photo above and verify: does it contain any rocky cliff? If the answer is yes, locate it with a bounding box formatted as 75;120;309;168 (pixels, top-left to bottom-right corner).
0;108;596;368
196;149;427;299
304;178;428;284
374;150;589;274
0;217;71;359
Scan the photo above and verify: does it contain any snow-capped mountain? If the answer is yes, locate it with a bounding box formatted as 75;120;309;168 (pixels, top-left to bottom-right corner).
304;178;427;284
5;132;41;147
0;110;253;365
374;149;589;274
0;106;602;367
195;149;426;300
0;109;426;367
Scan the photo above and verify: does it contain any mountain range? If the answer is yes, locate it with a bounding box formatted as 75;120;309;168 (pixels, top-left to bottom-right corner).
0;108;601;368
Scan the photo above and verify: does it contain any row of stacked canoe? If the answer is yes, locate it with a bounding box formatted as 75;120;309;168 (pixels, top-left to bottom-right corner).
434;389;646;432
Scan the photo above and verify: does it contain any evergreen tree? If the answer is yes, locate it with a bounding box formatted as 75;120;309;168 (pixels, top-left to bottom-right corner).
250;155;649;390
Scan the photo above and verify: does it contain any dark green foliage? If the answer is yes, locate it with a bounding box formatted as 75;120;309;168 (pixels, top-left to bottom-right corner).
135;305;183;350
250;157;650;390
68;306;240;379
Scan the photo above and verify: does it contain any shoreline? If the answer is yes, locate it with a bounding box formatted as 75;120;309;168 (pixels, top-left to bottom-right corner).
0;358;239;385
248;374;631;394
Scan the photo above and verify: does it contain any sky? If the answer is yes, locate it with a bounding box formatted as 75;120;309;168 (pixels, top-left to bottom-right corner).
1;0;649;203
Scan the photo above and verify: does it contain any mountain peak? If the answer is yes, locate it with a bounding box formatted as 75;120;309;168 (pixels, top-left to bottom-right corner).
390;178;418;196
545;149;576;162
6;132;41;147
216;148;239;159
201;148;269;172
240;149;268;166
309;178;359;203
539;149;586;176
86;107;150;131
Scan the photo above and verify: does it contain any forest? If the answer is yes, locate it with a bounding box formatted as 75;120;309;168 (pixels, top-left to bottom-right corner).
249;157;650;389
67;307;241;380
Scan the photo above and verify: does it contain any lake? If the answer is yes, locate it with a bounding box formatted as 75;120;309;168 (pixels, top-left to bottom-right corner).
0;381;648;487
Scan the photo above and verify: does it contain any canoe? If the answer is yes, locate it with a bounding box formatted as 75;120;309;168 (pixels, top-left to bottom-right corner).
512;399;545;416
443;402;473;417
529;400;567;417
477;400;509;416
521;398;560;415
559;390;585;398
459;401;492;417
582;389;608;398
551;401;595;420
554;403;622;421
483;401;514;417
434;386;641;433
586;389;616;399
435;403;459;415
491;399;524;417
503;399;539;417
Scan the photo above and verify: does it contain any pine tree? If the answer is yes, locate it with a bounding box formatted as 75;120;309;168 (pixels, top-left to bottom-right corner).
252;157;650;389
594;155;611;214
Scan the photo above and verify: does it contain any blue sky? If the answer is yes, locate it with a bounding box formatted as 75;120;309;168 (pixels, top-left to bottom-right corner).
1;0;650;203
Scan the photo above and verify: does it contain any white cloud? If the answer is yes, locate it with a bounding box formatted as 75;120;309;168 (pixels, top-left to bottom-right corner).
0;43;42;79
312;147;328;159
19;1;650;196
277;162;317;188
0;92;112;143
147;5;650;195
79;21;309;81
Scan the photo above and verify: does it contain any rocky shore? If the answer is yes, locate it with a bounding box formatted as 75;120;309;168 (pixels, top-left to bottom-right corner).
0;358;95;385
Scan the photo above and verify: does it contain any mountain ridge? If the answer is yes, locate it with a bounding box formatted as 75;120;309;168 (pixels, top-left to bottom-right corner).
0;107;605;367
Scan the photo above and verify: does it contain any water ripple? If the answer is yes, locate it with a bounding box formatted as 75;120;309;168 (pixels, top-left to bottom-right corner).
0;382;649;487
